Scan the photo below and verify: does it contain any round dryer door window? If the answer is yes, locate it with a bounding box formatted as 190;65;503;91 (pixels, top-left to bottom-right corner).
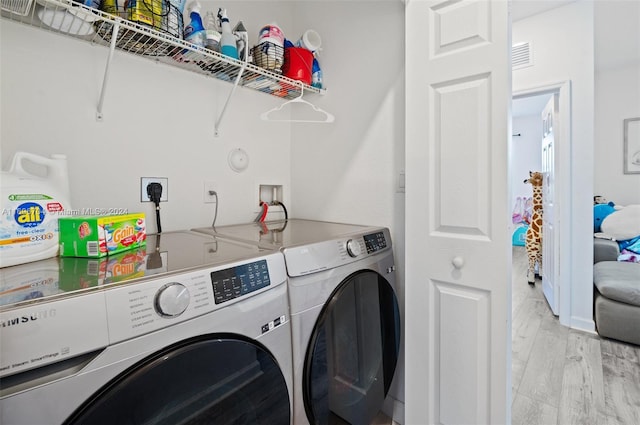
64;335;290;425
303;270;401;425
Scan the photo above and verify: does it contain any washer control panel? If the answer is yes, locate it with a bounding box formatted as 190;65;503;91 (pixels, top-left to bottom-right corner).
211;259;270;305
104;253;285;344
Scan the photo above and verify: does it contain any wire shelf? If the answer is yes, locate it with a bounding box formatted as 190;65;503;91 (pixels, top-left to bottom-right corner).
1;0;33;16
1;0;324;100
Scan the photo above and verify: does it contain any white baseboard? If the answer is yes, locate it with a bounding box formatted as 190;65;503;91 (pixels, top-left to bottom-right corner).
571;316;596;333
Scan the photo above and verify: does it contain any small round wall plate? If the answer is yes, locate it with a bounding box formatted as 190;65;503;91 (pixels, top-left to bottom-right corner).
228;148;249;172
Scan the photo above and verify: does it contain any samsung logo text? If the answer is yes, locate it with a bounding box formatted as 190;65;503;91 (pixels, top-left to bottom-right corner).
1;308;56;328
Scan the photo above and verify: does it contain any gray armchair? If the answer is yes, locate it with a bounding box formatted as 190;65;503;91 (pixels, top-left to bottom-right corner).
593;238;640;346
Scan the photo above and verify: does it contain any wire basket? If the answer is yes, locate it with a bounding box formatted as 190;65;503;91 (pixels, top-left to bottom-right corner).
252;42;284;73
1;0;33;16
96;0;183;55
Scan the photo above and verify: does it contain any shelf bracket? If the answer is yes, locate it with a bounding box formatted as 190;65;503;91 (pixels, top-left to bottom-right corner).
213;63;247;137
96;21;120;121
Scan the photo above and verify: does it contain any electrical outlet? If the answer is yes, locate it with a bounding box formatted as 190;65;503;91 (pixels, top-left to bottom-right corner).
141;177;168;202
203;181;218;204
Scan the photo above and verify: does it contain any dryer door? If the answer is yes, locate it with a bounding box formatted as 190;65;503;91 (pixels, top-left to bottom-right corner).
64;335;290;425
303;270;400;425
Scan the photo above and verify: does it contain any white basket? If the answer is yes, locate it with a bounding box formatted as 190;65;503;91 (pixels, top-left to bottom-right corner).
1;0;34;16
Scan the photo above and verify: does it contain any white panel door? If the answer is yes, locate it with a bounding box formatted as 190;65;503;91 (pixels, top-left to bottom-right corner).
541;94;559;315
405;1;511;424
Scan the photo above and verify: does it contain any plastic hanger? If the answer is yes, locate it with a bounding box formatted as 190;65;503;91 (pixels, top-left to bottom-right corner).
260;86;335;123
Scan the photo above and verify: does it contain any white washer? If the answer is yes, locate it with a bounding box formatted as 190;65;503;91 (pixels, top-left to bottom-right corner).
0;231;293;425
193;219;402;425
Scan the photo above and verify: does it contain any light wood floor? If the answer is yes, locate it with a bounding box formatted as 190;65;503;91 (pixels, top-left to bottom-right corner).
374;246;640;425
512;246;640;425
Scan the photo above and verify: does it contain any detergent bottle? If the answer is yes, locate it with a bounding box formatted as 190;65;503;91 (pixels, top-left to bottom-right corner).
204;10;222;51
0;152;71;268
311;57;323;89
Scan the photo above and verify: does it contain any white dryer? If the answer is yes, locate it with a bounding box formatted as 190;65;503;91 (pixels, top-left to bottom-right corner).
193;219;402;425
0;231;293;425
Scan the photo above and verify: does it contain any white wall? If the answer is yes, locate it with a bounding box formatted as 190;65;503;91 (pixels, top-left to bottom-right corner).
1;2;296;232
511;115;543;221
595;62;640;206
512;1;595;331
289;2;405;227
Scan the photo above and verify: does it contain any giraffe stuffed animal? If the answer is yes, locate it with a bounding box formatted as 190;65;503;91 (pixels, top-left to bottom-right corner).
524;171;543;285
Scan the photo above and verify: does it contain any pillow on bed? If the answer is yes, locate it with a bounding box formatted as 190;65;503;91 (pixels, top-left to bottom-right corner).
601;205;640;241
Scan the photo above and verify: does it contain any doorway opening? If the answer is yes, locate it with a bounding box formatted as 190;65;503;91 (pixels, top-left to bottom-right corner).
511;91;552;309
510;81;571;328
509;81;571;414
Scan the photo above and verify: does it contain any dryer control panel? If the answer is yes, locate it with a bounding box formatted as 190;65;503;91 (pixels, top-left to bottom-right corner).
363;231;387;254
282;228;392;277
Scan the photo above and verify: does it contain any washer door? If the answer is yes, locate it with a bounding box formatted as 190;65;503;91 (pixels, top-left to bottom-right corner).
303;270;401;425
65;335;290;425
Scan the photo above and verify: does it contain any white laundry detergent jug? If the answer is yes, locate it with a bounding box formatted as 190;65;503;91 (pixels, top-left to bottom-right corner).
0;257;60;308
0;152;71;268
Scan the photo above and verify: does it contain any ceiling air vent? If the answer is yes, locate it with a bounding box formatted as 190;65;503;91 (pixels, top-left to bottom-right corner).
512;42;533;70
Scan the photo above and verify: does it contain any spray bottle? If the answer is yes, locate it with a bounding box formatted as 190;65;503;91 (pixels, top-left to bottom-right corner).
183;1;205;47
218;8;238;59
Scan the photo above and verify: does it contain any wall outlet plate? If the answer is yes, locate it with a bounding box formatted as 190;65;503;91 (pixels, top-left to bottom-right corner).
258;184;283;206
141;177;168;202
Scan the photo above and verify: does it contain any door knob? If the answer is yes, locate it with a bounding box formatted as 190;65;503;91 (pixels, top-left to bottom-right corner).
452;256;465;269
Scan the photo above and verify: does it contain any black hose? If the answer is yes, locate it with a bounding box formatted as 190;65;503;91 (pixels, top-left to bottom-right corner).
273;201;288;220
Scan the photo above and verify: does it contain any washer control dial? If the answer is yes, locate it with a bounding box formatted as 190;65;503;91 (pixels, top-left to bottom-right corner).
155;282;190;317
346;239;362;258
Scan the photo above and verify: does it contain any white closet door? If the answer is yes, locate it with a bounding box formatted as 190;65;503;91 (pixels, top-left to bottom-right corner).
541;94;559;316
405;0;511;423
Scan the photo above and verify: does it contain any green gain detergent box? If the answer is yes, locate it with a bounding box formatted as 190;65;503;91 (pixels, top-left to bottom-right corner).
59;213;146;258
59;246;147;287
